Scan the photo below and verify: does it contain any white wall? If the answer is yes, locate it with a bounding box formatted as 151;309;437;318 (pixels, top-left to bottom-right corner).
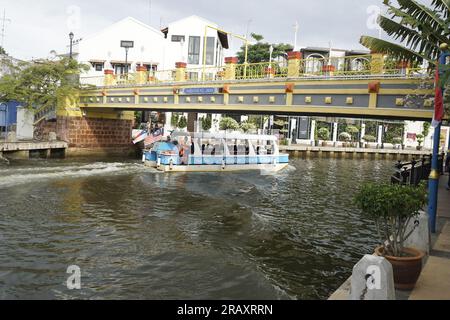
162;15;224;71
76;17;165;78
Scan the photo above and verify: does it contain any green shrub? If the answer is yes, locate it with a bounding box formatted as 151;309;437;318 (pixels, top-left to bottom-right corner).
240;121;257;133
177;116;187;129
317;127;330;140
219;117;240;131
201;115;212;131
354;182;427;257
362;135;376;142
339;132;351;142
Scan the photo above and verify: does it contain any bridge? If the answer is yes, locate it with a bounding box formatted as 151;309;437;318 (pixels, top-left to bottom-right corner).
78;52;435;121
37;52;437;156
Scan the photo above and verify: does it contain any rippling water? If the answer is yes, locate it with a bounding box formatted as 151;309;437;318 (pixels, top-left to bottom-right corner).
0;157;394;300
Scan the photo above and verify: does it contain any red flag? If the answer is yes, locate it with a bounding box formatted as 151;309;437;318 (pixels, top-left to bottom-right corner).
432;62;444;128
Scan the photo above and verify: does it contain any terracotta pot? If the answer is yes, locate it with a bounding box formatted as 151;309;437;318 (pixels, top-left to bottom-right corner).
375;246;424;290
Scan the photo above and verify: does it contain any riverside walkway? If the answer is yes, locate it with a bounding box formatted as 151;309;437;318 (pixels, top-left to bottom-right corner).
329;171;450;300
409;176;450;300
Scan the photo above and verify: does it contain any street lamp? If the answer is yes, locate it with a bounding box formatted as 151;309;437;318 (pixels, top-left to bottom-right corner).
121;40;134;76
69;32;74;59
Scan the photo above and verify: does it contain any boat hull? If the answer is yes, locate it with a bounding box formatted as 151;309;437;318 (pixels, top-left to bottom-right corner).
146;161;289;173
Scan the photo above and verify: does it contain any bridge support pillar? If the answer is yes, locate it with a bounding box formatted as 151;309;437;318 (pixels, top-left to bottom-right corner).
224;57;238;80
175;62;187;82
42;92;137;157
287;51;302;78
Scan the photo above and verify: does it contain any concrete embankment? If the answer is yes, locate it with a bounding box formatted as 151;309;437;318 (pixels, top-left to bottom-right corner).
280;144;431;161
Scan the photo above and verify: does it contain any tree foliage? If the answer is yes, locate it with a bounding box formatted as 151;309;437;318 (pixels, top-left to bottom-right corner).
0;46;6;55
236;33;293;64
0;58;89;112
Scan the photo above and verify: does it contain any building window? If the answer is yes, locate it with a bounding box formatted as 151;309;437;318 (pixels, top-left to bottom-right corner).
95;63;103;71
188;36;201;65
188;72;199;81
171;35;185;42
205;37;215;65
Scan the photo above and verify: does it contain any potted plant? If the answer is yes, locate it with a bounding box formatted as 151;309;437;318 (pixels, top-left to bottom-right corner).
392;137;403;150
346;125;360;147
416;134;424;150
354;182;427;290
317;127;330;146
339;132;351;147
362;135;376;148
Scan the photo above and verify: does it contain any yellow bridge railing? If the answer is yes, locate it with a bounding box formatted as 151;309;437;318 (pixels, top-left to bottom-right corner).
80;54;428;87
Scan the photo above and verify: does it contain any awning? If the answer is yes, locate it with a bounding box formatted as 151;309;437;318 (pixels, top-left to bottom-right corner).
89;59;106;64
110;60;132;65
217;31;229;49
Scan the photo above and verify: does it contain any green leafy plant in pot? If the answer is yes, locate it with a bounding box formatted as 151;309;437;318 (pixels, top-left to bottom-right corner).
354;182;427;290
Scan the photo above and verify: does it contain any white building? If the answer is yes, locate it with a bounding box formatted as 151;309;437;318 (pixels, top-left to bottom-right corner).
71;15;230;131
72;17;165;82
161;15;227;76
74;15;228;82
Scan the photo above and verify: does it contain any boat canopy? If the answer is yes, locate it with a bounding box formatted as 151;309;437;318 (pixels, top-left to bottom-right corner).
170;131;279;142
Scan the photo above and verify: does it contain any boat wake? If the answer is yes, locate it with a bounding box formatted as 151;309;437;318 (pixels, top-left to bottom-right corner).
0;162;143;188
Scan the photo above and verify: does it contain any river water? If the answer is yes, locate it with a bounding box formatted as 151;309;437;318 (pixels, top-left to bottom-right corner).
0;157;393;300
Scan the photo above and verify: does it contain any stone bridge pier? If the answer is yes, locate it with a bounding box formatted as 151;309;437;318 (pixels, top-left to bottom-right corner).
39;94;136;157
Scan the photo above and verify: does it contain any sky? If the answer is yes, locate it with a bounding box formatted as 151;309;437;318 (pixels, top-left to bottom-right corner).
0;0;390;60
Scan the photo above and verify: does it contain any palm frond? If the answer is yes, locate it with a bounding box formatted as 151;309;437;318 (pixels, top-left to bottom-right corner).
360;36;431;63
385;3;449;43
397;0;447;32
431;0;450;19
379;15;440;56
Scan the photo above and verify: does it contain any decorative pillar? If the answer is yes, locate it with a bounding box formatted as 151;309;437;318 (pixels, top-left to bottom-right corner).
265;65;275;79
175;62;187;82
332;122;338;143
322;64;336;77
135;65;148;85
310;120;316;144
371;51;384;75
287;51;302;78
377;125;383;146
104;69;116;87
360;123;366;142
224;57;238;81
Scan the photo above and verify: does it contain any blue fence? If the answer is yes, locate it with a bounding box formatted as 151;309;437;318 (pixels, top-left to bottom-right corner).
0;101;19;127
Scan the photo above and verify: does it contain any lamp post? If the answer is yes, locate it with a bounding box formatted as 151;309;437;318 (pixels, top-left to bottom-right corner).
69;32;74;59
428;43;449;233
120;40;134;78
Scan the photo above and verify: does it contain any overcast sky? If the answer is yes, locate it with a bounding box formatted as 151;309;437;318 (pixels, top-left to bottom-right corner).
1;0;390;60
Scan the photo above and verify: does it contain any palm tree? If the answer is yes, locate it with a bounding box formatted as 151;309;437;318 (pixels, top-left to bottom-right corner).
360;0;449;66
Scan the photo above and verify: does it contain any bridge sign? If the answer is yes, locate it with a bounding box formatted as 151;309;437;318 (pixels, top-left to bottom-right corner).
181;88;218;95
